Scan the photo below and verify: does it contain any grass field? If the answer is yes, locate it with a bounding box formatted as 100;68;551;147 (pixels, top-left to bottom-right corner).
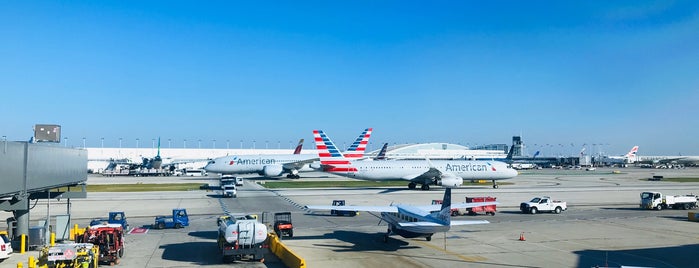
59;183;206;192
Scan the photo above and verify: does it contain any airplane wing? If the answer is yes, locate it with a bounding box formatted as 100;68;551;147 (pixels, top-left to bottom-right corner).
414;201;499;212
282;158;320;171
401;167;442;183
305;205;398;213
450;220;490;226
398;220;490;227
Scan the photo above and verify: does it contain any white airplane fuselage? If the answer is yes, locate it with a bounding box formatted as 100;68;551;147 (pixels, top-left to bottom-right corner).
204;154;316;174
333;160;517;181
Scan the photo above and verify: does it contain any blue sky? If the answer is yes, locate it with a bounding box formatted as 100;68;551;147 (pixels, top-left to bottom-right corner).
2;1;698;156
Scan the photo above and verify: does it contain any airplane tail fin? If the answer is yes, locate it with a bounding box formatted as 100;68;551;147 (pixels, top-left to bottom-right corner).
625;145;639;162
292;139;304;154
374;143;389;160
431;188;452;225
313;130;356;173
505;144;515;163
344;128;373;160
533;151;540;158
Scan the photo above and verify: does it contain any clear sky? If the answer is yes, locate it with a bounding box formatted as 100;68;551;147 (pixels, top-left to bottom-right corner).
2;1;698;156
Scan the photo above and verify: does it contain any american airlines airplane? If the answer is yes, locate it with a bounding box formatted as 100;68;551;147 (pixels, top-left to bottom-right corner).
204;128;372;179
306;188;494;242
313;130;518;189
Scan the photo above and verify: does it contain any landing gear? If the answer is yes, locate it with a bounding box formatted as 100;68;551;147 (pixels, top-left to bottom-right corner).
384;227;392;243
492;180;499;189
408;182;416;190
286;174;300;179
421;184;430;191
426;235;432;241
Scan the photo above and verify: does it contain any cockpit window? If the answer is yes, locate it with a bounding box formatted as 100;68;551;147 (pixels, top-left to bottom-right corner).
208;160;215;164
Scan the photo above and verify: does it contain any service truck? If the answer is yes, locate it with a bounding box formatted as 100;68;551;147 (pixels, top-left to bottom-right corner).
640;191;698;210
89;211;129;230
77;224;125;265
520;196;567;214
39;243;98;268
153;209;189;229
217;214;268;262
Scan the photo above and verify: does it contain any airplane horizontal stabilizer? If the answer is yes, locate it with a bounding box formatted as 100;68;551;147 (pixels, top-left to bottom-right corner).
397;221;445;227
450;220;490;226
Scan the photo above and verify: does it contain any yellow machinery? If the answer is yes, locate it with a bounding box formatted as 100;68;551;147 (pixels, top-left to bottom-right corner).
39;243;98;268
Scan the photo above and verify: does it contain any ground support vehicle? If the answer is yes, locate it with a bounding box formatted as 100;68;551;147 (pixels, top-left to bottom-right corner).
217;214;268;262
640;191;698;210
77;224;125;265
273;212;293;238
520;196;567;214
39;243;98;268
465;196;497;216
153;209;189;229
330;200;358;216
0;231;12;263
89;211;129;230
222;184;237;198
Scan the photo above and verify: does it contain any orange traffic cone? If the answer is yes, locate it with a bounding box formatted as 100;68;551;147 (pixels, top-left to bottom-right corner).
519;232;526;241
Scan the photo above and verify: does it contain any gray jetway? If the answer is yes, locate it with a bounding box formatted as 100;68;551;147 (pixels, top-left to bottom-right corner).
0;140;87;241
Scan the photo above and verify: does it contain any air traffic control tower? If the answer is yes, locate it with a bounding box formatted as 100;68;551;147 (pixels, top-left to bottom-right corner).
0;125;87;244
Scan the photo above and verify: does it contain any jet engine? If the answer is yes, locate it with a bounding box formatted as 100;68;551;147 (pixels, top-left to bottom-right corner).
261;165;284;177
437;176;463;188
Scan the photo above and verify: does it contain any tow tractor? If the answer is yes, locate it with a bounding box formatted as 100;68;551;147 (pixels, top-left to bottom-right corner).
39;243;98;268
89;211;129;230
153;209;189;229
77;224;125;265
330;200;358;216
273;212;294;238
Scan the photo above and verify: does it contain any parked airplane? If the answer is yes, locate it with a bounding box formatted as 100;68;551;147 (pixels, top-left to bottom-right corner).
374;143;389;160
601;146;639;165
313;130;518;189
305;188;494;242
204;128;373;178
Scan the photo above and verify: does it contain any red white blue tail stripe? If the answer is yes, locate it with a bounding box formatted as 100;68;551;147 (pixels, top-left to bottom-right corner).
313;130;357;172
344;128;372;159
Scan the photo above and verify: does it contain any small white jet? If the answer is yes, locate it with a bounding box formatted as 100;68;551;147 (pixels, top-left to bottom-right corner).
204;128;372;178
306;187;495;242
313;130;518;189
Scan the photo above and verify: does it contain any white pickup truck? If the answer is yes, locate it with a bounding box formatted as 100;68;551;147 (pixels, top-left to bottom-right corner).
520;196;567;214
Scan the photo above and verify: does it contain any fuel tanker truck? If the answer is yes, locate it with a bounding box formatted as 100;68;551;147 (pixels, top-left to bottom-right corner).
216;214;268;262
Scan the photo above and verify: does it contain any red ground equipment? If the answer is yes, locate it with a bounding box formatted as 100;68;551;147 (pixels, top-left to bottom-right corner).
465;196;497;216
77;224;125;265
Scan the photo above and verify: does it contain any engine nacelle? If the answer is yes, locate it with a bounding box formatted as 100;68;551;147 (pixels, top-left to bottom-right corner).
309;162;321;170
438;176;463;188
261;165;284;177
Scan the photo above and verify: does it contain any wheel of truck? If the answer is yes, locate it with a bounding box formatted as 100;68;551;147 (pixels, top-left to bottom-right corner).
158;222;165;229
683;203;690;210
656;205;662;211
426;235;432;241
554;207;562;214
119;247;124;258
288;229;294;238
530;207;538;214
275;230;281;237
489;212;495;216
175;223;183;229
451;210;458;216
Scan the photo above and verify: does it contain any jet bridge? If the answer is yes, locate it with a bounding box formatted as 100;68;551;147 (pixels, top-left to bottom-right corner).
0;140;87;240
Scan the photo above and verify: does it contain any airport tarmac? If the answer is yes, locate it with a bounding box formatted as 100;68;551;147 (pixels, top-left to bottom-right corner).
2;167;699;267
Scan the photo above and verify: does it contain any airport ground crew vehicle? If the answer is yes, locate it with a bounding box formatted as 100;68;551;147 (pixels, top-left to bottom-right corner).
89;211;129;230
77;224;125;265
153;209;189;229
465;196;497;216
640;191;698;210
0;231;12;263
330;200;358;216
39;243;98;268
431;199;460;216
273;212;294;238
520;196;567;214
217;214;268;262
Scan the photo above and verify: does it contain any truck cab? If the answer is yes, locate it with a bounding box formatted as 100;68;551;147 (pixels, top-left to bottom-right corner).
0;231;12;263
153;209;189;229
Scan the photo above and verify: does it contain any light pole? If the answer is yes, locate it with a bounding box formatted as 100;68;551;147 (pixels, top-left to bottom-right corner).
212;139;216;149
119;138;122;149
265;140;269;149
136;138;140;148
226;139;230;149
64;137;68;147
277;140;280;149
184;139;187;148
240;140;243;149
168;138;171;148
82;137;86;148
253;140;256;149
101;137;104;148
198;139;201;149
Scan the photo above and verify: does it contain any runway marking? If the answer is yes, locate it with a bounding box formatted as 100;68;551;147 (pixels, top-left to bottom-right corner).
415;240;488;262
129;227;148;234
